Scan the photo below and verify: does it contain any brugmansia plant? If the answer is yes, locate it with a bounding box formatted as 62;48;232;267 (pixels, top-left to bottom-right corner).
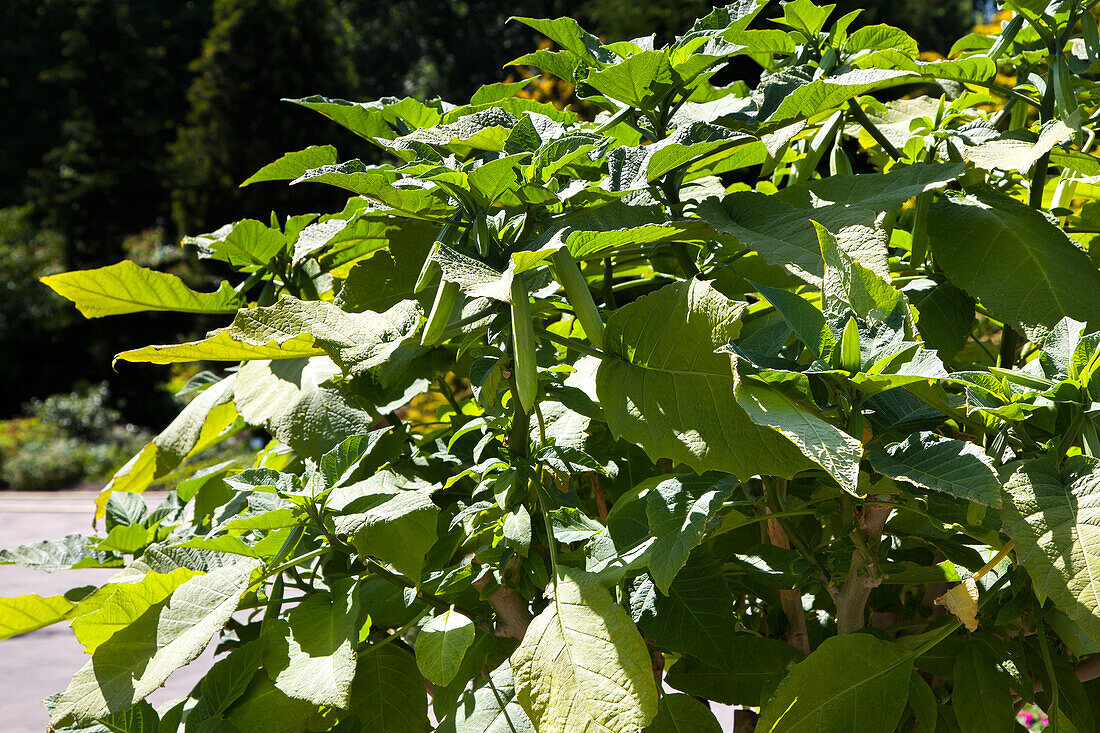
13;1;1100;730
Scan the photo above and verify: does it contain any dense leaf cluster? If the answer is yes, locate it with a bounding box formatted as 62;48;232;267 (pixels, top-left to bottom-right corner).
11;1;1100;731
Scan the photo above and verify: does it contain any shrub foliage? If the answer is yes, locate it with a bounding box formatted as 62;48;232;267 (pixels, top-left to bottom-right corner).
10;2;1100;731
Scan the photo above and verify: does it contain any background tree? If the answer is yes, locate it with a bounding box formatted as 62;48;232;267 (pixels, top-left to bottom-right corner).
168;0;363;235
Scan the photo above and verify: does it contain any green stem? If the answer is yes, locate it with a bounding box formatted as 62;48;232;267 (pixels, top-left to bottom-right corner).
1030;150;1053;209
251;545;329;591
593;105;634;134
535;326;605;359
1036;608;1060;733
970;333;998;364
262;575;285;628
534;476;560;590
602;258;617;308
507;372;530;461
671;243;699;278
763;478;833;590
847;99;903;160
999;327;1020;369
1056;408;1085;466
438;304;498;342
359;607;430;657
438;377;463;415
533;402;548;444
610;277;673;293
234;269;265;297
967;80;1042;109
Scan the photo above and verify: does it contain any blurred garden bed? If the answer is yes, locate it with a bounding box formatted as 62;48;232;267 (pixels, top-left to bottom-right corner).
0;381;253;491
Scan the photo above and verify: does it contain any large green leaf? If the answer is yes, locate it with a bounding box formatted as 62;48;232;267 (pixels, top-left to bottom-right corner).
0;534;120;572
816;221;902;322
735;378;862;495
753;281;835;361
697;194;888;285
287;94;442;146
415;606;476;686
775;0;831;37
263;590;359;707
97;700;159;733
93;375;239;516
852;49;996;83
292;205;427;264
224;672;318;733
115;329;323;365
928;189;1100;341
422;156;534;210
963;121;1072;175
511;16;617;68
605;123;749;191
391;108;519;153
512;219;713;274
1001;457;1100;646
329;471;440;582
904;277;974;360
646;475;739;592
756;634;912;733
764;68;911;124
845;24;919;55
187;641;264;724
585;50;673;110
319;428;405;489
648;693;722;733
51;560;259;726
346;644;429;732
595;279;815;479
0;593;74;640
234;357;375;461
297;162;458;220
664;636;805;708
68;567;199;654
952;643;1014;733
508;48;584;83
41;261;244;318
227;297;423;378
437;662;534;733
511;568;658;733
866;432;1001;506
636;557;737;664
240;145;338;186
776;162;965;211
189;219;288;271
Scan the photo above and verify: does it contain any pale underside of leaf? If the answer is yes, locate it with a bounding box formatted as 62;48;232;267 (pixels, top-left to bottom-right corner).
511;569;657;733
51;560;258;726
1001;457;1100;646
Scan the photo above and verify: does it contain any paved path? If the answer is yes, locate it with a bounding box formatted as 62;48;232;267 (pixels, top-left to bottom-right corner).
0;490;213;733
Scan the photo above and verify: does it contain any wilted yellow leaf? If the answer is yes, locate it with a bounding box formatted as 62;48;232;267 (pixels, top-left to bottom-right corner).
935;578;979;631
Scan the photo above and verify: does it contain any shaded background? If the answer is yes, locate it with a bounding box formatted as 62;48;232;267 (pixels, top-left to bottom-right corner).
0;0;979;486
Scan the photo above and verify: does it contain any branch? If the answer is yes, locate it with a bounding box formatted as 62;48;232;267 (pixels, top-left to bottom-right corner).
763;478;811;653
473;570;533;639
836;495;893;634
590;474;609;520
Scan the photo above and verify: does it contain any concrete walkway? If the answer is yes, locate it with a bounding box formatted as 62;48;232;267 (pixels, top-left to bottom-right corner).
0;490;212;732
